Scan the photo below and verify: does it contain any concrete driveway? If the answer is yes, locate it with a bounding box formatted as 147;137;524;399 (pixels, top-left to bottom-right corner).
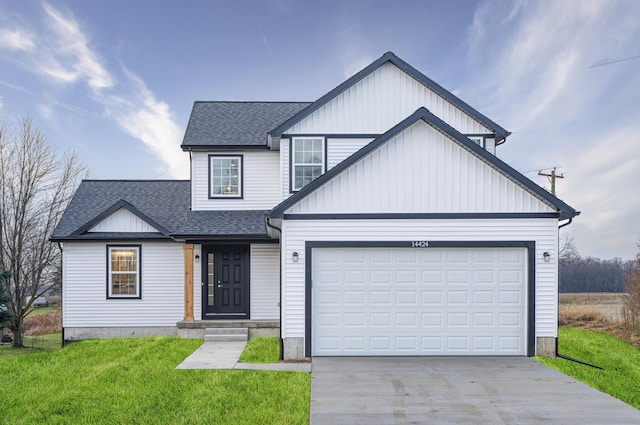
310;357;640;424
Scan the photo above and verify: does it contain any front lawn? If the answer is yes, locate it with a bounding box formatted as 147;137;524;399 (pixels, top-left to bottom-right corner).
238;337;280;363
0;337;310;424
537;327;640;409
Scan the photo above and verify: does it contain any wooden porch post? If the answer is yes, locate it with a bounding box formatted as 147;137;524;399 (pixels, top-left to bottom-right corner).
183;244;194;322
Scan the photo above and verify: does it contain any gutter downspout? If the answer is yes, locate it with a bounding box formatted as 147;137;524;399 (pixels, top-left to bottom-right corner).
265;217;284;361
57;242;65;347
555;217;603;369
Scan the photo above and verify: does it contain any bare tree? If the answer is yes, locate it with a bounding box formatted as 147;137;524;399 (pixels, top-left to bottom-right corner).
559;232;579;264
0;117;86;347
623;241;640;331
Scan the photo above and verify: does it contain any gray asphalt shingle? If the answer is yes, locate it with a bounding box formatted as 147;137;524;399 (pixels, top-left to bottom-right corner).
181;101;311;148
176;210;269;237
52;180;190;240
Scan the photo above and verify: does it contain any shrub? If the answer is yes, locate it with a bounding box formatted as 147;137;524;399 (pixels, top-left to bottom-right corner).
559;304;608;326
23;311;61;336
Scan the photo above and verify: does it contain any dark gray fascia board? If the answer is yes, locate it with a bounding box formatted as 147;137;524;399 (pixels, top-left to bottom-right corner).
170;233;271;241
71;199;171;237
51;233;170;242
181;145;270;152
270;107;578;219
269;51;510;140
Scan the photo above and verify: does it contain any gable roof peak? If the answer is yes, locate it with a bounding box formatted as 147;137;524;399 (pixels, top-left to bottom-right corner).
270;51;510;141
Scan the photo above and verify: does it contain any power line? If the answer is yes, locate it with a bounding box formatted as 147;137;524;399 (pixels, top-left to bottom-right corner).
586;54;640;69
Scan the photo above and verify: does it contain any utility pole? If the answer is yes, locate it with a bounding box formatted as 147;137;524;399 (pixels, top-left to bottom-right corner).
538;167;564;196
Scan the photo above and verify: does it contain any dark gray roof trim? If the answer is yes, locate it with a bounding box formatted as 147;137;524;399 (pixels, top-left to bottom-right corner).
172;210;269;238
72;199;169;237
270;51;510;141
181;101;311;150
270;107;578;219
55;232;169;242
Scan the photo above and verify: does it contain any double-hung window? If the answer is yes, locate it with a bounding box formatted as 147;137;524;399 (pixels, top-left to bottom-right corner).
107;245;141;299
209;155;243;198
292;137;324;191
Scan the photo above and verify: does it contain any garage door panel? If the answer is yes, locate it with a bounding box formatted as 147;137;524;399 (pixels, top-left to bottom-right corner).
312;247;527;356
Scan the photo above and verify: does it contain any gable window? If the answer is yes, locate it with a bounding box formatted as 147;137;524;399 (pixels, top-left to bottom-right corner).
209;155;243;198
467;136;484;148
292;137;325;191
107;245;141;299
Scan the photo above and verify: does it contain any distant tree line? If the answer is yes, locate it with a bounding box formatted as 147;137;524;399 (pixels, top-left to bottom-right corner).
560;256;634;293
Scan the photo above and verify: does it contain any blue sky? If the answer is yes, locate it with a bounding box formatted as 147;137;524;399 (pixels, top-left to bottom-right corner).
0;0;639;259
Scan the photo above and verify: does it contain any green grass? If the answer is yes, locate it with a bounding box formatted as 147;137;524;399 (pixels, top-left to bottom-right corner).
0;337;310;424
0;333;62;359
537;327;640;409
27;306;60;316
238;337;280;363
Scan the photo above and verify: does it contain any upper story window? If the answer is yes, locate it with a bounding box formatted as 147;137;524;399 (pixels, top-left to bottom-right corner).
107;245;141;299
467;136;484;148
292;137;325;191
209;155;243;198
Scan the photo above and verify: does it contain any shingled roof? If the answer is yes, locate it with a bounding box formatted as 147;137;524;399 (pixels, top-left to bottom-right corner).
181;101;311;149
51;180;191;241
172;210;270;240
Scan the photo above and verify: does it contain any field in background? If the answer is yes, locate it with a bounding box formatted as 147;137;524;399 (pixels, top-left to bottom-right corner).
559;292;639;348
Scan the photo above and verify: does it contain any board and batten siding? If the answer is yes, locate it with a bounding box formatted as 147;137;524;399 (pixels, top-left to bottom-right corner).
286;122;555;215
191;151;281;211
281;137;375;200
88;208;159;233
284;62;492;136
280;218;559;343
250;244;280;320
63;242;184;327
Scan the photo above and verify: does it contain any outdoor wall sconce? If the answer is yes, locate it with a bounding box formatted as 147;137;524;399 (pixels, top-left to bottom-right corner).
543;252;551;263
194;254;200;264
292;252;299;262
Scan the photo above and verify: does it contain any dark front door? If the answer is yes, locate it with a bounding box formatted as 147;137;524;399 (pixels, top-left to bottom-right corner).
203;245;249;319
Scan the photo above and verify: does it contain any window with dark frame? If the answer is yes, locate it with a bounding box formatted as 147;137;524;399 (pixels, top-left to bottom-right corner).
210;155;242;198
292;137;324;191
107;246;141;298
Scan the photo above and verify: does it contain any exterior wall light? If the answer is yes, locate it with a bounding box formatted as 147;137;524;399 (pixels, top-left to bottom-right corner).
194;254;200;264
543;252;551;263
292;252;299;263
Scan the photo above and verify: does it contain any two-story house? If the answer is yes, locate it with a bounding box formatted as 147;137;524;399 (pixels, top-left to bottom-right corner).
51;52;578;360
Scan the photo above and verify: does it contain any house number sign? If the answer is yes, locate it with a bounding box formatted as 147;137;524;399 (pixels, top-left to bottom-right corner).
411;241;429;248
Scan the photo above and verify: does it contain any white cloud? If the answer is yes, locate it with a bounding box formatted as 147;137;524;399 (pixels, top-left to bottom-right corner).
0;28;35;51
465;0;640;258
41;2;114;91
0;3;187;179
101;69;188;178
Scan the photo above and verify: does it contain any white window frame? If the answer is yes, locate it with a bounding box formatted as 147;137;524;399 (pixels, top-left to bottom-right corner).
107;245;141;299
291;137;325;192
467;136;484;148
209;154;243;199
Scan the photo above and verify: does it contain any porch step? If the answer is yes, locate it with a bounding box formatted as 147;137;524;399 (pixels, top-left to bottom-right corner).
204;327;248;342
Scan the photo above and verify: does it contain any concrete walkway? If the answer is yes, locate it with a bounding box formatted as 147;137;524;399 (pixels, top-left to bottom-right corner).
175;341;311;372
310;357;640;425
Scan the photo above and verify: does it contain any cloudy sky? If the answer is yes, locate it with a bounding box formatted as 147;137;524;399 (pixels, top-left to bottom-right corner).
0;0;639;259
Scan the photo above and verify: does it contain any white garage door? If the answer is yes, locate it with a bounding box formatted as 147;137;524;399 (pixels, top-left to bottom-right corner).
312;247;527;356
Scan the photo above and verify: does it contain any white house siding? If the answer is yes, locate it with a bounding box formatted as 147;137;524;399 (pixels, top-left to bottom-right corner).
326;138;374;169
88;208;159;233
280;218;558;343
287;122;555;215
250;244;280;320
191;150;280;211
281;137;375;200
285;62;491;136
63;242;184;328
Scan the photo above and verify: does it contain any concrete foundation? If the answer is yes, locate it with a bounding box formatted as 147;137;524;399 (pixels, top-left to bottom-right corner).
64;326;178;341
283;337;305;360
536;337;557;357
